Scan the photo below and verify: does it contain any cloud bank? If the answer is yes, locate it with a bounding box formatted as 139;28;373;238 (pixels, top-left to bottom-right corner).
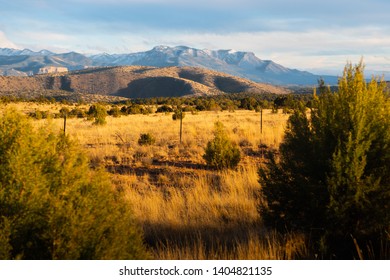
0;0;389;76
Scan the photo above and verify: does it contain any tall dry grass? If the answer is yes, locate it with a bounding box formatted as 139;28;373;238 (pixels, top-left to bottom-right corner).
153;231;309;260
120;164;260;228
26;109;289;164
2;103;304;259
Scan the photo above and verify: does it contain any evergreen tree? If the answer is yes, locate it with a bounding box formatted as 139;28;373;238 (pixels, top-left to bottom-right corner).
259;62;390;258
0;110;149;259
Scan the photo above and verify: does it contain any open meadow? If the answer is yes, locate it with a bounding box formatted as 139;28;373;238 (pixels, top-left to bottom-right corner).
1;102;309;259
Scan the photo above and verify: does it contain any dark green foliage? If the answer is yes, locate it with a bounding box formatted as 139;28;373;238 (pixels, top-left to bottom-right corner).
138;133;156;146
182;106;197;113
195;104;206;111
0;218;11;259
259;62;390;258
56;108;86;119
156;105;173;113
240;97;257;110
59;107;70;118
172;109;185;121
0;110;149;259
203;122;241;169
206;99;222;111
69;107;87;118
259;102;329;233
88;104;107;125
273;96;287;108
120;104;152;115
29;110;52;120
108;106;121;117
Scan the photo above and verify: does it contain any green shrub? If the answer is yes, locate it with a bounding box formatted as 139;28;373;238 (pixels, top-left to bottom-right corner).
0;110;149;259
108;106;121;118
259;62;390;258
172;109;185;121
59;107;70;118
88;104;107;125
69;108;87;118
120;104;152;115
156;105;173;113
138;133;156;146
203;121;241;169
29;110;51;120
130;105;142;115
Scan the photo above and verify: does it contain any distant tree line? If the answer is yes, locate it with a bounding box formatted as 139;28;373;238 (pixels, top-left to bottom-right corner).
125;93;313;111
19;92;316;121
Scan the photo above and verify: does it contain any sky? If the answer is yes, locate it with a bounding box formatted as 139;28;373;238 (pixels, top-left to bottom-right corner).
1;0;389;77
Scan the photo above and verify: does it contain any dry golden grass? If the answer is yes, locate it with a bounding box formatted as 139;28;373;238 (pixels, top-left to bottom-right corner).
153;231;309;260
1;103;302;259
120;164;260;228
27;109;288;163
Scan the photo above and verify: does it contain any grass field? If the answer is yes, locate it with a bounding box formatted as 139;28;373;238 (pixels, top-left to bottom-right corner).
2;103;309;259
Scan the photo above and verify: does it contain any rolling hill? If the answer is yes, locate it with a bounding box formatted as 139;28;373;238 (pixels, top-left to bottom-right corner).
0;66;290;99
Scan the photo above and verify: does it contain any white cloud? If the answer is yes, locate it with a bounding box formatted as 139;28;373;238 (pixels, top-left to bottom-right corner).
20;31;72;42
9;30;76;53
0;31;18;48
3;0;389;78
152;27;390;75
49;24;387;77
6;22;389;77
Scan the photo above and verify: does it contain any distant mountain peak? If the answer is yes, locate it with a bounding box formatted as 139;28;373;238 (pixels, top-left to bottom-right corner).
0;48;53;57
38;49;54;55
152;45;171;51
0;45;338;85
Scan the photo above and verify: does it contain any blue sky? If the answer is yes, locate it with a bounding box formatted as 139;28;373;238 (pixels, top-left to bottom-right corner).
1;0;389;76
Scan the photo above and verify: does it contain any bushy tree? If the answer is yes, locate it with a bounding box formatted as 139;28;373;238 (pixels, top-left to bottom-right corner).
108;106;121;118
259;62;390;258
0;110;149;259
69;107;87;118
172;109;185;121
88;104;107;125
203;121;241;169
59;107;70;118
156;105;173;113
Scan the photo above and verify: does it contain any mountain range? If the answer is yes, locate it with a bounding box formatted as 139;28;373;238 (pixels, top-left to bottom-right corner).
0;46;338;85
